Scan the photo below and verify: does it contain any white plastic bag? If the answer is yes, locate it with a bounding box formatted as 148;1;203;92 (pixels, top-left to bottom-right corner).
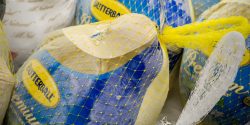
3;0;76;68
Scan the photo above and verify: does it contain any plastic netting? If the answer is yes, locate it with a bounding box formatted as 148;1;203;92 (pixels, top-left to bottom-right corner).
161;0;192;71
5;14;169;125
160;16;250;59
3;1;250;125
76;0;193;71
76;0;162;26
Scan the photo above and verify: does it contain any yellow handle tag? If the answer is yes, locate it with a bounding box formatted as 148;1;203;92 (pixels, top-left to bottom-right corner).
159;16;250;66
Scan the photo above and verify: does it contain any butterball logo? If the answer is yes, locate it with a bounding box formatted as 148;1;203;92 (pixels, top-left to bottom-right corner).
22;59;60;107
91;0;130;21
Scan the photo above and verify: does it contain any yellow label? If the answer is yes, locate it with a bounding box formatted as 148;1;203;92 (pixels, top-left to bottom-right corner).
91;0;130;21
22;59;60;108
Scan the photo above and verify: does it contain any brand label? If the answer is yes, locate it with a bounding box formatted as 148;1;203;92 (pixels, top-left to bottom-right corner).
91;0;130;21
22;59;60;107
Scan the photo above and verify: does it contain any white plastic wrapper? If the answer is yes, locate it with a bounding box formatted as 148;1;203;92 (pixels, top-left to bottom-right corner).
3;0;77;68
5;14;169;125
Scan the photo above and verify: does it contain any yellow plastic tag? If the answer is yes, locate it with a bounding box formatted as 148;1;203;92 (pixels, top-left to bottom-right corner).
159;16;250;66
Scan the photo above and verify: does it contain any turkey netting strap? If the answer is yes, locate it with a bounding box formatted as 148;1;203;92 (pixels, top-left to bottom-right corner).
159;16;250;56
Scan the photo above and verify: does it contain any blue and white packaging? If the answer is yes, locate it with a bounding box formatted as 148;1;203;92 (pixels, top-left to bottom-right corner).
5;14;169;125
